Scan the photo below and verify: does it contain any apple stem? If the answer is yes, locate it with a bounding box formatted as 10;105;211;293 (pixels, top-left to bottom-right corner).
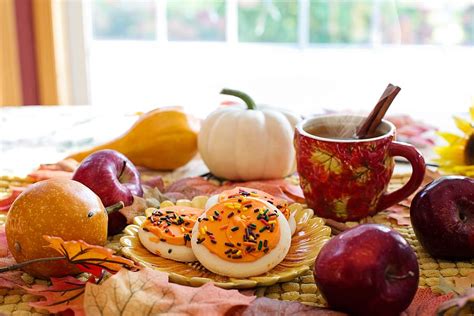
386;270;415;281
105;201;125;214
0;256;66;273
118;160;127;180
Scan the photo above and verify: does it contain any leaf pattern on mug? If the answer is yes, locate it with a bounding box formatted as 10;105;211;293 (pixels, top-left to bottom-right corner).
384;155;394;169
333;196;350;219
299;175;312;194
352;166;371;184
310;148;342;175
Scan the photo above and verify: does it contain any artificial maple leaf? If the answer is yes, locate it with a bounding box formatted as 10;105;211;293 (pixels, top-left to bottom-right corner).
233;297;347;316
84;268;254;316
401;288;453;316
43;236;139;277
436;287;474;315
23;276;88;316
311;148;342;174
0;187;24;212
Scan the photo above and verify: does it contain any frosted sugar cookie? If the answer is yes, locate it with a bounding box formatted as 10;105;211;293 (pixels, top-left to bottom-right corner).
205;187;297;235
192;197;291;278
139;206;203;262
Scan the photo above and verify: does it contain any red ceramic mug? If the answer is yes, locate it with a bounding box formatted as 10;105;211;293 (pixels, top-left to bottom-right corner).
294;114;426;222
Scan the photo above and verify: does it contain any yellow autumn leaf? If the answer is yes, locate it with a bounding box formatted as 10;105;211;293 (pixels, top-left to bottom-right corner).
311;148;342;174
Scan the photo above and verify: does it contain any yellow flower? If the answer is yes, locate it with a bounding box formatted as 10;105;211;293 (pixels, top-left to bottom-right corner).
435;104;474;176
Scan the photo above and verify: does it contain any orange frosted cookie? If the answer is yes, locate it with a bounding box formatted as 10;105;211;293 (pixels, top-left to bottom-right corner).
192;197;291;277
138;206;204;262
205;187;297;235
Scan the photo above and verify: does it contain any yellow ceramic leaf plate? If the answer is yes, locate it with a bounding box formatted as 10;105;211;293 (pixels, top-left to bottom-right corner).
120;196;331;289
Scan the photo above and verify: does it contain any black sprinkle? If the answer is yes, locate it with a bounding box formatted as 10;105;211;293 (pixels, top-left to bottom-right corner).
244;204;252;208
210;240;217;244
254;208;260;213
87;211;94;218
232;255;243;259
160;238;166;242
225;249;233;254
231;226;239;232
142;227;149;232
236;242;241;247
225;242;235;247
264;247;269;253
264;240;268;248
202;218;209;221
168;249;172;253
227;212;234;218
197;238;205;244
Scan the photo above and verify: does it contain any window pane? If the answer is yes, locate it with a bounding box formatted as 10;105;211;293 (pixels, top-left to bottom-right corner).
380;2;474;45
238;0;298;43
167;0;226;41
92;0;156;40
310;0;372;44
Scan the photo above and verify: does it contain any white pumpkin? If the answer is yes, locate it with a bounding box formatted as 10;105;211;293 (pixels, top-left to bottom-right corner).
198;89;301;180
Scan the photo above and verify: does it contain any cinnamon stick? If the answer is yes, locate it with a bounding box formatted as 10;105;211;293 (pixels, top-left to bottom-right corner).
324;218;351;235
355;83;401;139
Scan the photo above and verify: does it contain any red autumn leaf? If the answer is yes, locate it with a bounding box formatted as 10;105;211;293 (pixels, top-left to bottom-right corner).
234;297;347;316
44;235;140;277
23;276;89;316
0;187;24;212
141;175;165;191
0;226;25;289
401;287;453;316
84;268;254;316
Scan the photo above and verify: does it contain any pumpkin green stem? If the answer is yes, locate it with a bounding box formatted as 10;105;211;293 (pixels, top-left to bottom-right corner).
221;88;257;110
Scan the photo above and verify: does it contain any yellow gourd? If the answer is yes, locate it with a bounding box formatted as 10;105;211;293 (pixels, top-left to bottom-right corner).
68;108;198;170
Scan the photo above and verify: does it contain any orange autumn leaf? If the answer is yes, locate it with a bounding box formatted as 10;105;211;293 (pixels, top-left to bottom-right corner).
43;235;140;277
23;276;88;316
84;268;255;316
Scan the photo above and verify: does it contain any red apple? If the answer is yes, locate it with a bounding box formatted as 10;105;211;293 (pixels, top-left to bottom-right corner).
314;224;419;316
410;176;474;259
72;149;143;235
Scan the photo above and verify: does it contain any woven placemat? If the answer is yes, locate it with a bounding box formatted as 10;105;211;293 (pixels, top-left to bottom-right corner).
0;174;472;315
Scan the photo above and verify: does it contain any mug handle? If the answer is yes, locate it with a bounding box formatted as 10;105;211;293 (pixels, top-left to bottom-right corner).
376;141;426;211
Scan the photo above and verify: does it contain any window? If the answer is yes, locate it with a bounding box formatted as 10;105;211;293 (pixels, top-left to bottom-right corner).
86;1;474;118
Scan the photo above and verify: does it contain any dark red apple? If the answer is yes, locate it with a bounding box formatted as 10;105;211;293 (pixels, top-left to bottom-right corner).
314;224;419;316
72;149;143;235
410;176;474;259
